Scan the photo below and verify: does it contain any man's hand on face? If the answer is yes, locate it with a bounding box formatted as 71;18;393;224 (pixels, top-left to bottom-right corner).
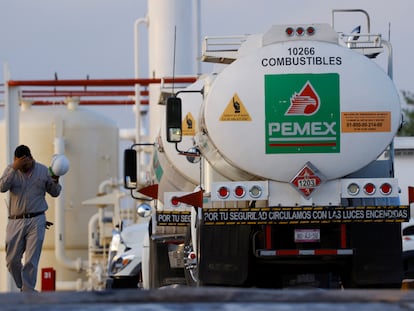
13;156;33;172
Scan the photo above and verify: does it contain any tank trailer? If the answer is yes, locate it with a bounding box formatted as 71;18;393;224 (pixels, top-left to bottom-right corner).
125;9;410;288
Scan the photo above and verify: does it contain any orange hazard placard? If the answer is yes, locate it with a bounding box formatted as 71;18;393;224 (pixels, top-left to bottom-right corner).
341;111;391;133
220;93;252;121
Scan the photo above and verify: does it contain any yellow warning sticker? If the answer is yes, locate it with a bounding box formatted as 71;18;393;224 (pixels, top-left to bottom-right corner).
341;111;391;133
182;112;196;136
220;93;252;121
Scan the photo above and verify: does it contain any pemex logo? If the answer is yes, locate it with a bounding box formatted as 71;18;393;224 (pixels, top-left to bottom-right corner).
286;81;320;116
265;73;340;154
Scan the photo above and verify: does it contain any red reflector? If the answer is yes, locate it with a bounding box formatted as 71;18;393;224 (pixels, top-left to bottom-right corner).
189;252;196;260
307;26;315;35
296;27;305;36
234;185;245;198
380;183;392;195
171;196;180;206
276;250;299;256
409;186;414;204
286;27;294;36
363;183;376;195
218;186;230;199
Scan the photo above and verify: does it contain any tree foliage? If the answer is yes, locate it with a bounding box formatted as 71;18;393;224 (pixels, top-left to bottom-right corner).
398;90;414;136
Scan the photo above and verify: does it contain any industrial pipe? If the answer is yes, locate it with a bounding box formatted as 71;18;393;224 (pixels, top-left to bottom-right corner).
53;104;87;273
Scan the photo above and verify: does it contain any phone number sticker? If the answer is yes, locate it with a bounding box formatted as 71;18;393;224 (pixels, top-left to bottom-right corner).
341;111;391;132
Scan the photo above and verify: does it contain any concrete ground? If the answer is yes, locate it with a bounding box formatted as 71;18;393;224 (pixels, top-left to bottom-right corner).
2;287;414;310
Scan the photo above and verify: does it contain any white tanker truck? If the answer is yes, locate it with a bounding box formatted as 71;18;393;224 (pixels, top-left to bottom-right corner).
124;9;410;288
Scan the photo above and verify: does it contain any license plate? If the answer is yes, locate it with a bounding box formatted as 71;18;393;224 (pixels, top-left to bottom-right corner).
294;229;320;243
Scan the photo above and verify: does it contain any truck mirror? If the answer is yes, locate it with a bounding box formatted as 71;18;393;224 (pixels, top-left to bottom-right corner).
124;149;137;189
137;203;152;218
166;97;182;143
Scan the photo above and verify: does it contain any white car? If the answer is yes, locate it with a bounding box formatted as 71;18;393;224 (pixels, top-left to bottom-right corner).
106;222;148;289
402;219;414;279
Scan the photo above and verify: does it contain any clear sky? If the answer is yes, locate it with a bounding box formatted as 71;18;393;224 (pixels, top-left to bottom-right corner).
0;1;412;104
0;1;412;201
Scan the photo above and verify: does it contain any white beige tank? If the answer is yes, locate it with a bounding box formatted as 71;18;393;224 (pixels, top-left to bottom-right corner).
0;100;119;291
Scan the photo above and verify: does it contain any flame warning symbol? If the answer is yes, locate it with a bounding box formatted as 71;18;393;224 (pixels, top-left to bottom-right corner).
220;93;252;121
285;81;320;116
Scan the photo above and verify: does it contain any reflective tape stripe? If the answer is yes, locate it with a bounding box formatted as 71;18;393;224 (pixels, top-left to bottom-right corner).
257;249;353;256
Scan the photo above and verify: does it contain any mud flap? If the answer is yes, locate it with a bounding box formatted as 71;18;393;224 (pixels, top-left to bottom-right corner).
350;223;403;287
199;224;251;286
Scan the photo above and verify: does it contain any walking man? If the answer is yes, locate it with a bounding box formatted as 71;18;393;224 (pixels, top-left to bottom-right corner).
0;145;61;292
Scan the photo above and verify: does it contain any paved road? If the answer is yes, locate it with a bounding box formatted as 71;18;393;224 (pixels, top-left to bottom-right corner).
2;287;414;310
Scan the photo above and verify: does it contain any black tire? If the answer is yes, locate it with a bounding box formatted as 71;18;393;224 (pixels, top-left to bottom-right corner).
110;276;140;289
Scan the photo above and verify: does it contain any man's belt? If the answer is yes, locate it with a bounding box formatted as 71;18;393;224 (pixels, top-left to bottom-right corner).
8;211;45;219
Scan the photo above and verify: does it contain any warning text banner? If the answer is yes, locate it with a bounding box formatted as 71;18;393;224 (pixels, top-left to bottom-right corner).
202;206;409;225
156;211;191;226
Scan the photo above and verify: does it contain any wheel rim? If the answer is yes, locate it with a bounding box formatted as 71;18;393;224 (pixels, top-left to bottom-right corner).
184;228;199;284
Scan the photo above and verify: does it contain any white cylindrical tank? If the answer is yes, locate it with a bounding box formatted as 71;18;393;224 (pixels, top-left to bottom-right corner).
153;79;205;202
147;0;195;80
197;38;402;182
0;101;119;292
147;0;196;143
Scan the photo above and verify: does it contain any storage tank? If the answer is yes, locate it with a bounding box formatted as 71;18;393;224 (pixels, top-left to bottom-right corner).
0;99;119;292
196;26;401;183
147;0;196;143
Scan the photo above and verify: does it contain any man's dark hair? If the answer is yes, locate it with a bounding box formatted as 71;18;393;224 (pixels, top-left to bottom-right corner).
14;145;32;158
